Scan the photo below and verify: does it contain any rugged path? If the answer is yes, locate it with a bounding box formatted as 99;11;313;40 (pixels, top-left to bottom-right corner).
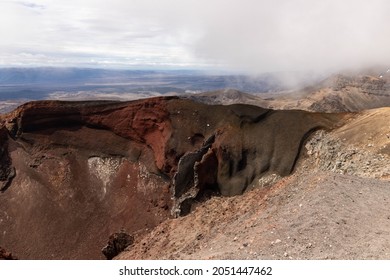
117;170;390;260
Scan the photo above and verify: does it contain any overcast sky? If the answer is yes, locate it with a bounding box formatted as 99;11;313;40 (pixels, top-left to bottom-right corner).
1;0;389;73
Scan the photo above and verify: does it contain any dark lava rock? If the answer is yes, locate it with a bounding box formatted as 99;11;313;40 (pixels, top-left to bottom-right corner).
0;246;17;260
102;231;134;260
0;127;15;192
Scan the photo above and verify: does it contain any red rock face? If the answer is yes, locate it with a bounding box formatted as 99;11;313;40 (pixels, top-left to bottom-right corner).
0;98;173;259
4;97;173;171
81;98;172;171
0;97;343;259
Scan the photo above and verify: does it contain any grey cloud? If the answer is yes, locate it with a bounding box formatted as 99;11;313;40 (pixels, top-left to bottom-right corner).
1;0;389;73
16;1;45;9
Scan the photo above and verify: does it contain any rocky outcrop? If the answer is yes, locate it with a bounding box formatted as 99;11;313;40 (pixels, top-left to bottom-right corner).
0;128;15;192
304;130;390;179
331;75;387;95
172;135;216;216
0;97;343;259
0;246;17;260
102;231;134;260
307;75;390;113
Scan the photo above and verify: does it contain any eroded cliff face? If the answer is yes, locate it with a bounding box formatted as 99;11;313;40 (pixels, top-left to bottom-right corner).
0;97;342;259
0;98;173;259
166;100;341;216
0;127;15;192
307;75;390;112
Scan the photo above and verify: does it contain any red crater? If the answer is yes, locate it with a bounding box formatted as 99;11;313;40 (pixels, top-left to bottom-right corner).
0;96;343;259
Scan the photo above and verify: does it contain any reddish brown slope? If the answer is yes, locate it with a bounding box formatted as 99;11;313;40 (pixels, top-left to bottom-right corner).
0;98;174;259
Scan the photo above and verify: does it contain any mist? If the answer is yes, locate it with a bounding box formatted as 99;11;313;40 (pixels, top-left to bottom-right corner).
183;0;390;74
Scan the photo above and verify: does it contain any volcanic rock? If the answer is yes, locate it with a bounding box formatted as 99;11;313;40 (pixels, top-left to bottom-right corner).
102;231;134;260
0;96;343;259
0;127;15;192
0;246;17;260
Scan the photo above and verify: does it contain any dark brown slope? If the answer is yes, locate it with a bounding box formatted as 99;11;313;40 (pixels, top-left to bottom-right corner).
165;99;342;216
0;97;343;259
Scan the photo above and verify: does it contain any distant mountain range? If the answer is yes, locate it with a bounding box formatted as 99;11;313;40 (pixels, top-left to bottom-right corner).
2;67;389;114
0;68;157;85
189;72;390;113
0;67;320;95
